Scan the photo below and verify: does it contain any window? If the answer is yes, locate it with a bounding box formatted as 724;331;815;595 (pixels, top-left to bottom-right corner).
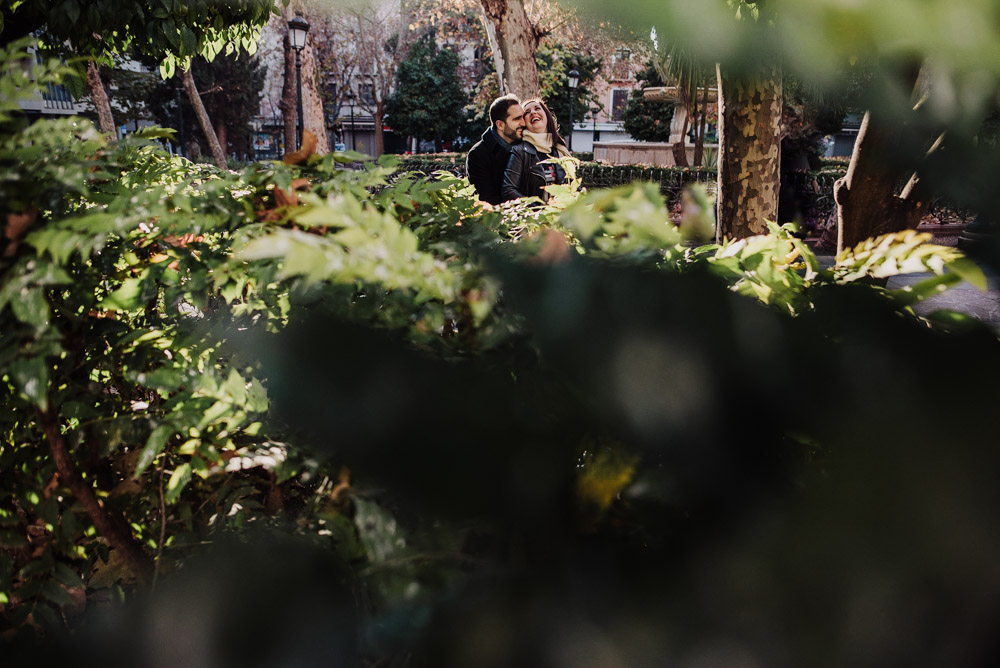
611;89;629;122
35;50;74;110
323;79;339;124
359;83;375;106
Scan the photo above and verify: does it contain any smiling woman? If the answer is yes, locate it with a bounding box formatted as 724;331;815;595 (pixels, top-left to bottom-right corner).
501;98;572;202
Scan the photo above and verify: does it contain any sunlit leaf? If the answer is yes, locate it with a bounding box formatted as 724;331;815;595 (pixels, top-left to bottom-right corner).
135;425;174;478
166;463;192;504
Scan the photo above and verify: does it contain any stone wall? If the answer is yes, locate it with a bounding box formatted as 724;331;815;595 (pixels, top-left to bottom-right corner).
593;142;718;167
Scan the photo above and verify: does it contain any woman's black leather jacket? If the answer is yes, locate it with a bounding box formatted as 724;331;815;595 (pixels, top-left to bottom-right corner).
501;142;566;202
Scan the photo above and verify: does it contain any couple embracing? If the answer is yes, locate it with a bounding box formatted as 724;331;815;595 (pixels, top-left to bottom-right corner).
466;94;573;206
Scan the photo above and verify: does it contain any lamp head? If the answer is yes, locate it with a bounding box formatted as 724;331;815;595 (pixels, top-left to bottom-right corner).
288;14;310;51
567;69;580;89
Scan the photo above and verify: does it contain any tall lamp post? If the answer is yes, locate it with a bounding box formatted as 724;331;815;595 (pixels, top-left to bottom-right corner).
344;88;356;150
288;13;309;149
567;68;580;152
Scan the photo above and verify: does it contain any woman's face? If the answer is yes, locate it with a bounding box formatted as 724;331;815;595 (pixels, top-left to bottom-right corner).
523;101;548;134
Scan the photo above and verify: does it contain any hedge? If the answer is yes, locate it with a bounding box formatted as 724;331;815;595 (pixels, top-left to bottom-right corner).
395;155;974;226
396;156;717;204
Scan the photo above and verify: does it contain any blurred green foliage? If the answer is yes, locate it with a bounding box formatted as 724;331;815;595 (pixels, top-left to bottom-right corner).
572;0;1000;226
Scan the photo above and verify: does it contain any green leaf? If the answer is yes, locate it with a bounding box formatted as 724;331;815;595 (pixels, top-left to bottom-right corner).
245;378;269;413
31;601;61;631
19;558;52;580
165;463;192;504
133;126;176;141
40;580;75;607
9;356;49;410
10;286;50;329
180;25;198;55
946;257;988;291
891;273;963;307
135;425;173;478
65;0;80;25
141;368;185;392
53;562;85;590
354;498;405;563
159;54;176;80
100;277;144;311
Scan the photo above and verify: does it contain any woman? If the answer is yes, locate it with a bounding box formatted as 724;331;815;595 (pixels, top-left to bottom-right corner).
501;98;572;202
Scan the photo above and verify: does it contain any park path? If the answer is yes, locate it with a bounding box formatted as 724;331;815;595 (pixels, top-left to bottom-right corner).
813;251;1000;331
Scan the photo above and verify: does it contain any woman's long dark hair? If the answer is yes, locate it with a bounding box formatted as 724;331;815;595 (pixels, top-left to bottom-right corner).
522;98;567;151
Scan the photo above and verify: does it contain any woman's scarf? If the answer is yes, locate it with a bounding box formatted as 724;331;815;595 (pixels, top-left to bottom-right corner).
522;130;570;158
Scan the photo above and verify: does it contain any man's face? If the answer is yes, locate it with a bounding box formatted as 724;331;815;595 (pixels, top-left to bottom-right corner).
497;104;525;143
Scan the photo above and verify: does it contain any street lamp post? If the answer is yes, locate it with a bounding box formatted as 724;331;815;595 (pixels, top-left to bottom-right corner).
345;88;356;151
591;107;600;147
567;69;580;152
287;13;309;150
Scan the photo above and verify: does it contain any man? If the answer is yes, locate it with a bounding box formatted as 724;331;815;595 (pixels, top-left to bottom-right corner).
466;94;525;205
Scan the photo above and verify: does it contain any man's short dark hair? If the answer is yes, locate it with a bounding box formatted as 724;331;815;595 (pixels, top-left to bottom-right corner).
489;94;520;127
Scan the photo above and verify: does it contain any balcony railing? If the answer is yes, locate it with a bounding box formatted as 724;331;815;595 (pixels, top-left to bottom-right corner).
43;82;75;110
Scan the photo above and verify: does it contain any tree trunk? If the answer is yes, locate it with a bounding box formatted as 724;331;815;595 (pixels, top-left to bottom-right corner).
278;30;298;153
41;409;153;583
300;36;330;156
215;118;227;158
833;110;931;252
373;106;385;157
478;0;541;99
181;66;227;169
694;78;709;166
672;112;690;167
86;60;116;136
715;62;783;240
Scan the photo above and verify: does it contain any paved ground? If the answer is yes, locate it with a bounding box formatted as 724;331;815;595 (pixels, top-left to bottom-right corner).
887;261;1000;329
814;251;1000;331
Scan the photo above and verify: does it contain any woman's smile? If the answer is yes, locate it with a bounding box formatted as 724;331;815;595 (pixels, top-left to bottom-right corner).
525;105;547;132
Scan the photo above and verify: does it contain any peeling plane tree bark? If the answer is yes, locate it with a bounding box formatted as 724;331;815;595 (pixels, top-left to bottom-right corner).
715;62;783;241
478;0;541;100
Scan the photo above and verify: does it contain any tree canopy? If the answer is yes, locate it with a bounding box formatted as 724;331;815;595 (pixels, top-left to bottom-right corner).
1;0;274;74
385;33;469;150
621;59;673;142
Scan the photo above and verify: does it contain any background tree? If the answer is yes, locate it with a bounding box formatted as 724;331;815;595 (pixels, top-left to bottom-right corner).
189;53;266;160
310;12;361;149
99;54;159;135
275;2;332;155
0;0;273;166
620;59;674;142
831;65;933;251
656;44;715;167
535;41;601;137
319;0;415;157
146;52;265;161
385;34;469;152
